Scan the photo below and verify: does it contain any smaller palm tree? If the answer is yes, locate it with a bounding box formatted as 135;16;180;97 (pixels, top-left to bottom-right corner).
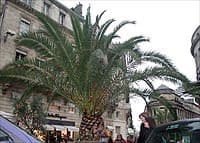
13;95;46;134
128;57;189;122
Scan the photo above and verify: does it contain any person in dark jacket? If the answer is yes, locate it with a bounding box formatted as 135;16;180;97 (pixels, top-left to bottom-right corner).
137;113;156;143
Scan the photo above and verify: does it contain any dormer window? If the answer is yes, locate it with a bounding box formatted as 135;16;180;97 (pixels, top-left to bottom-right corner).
43;2;50;16
59;12;65;25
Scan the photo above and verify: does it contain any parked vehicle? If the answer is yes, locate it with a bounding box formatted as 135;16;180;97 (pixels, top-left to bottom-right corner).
146;118;200;143
0;115;43;143
0;128;14;143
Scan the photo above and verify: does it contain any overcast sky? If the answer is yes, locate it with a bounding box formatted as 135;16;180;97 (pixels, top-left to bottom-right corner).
58;0;200;131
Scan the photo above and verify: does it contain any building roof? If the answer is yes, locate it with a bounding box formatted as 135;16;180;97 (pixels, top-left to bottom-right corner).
156;84;171;90
156;84;175;94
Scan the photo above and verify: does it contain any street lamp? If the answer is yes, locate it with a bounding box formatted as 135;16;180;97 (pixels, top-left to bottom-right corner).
3;29;16;42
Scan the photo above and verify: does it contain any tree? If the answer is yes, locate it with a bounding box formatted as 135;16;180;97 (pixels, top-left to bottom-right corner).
0;8;189;140
130;88;178;122
14;95;46;134
182;82;200;105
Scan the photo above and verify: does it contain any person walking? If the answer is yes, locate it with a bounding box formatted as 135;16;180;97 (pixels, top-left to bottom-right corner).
137;112;156;143
127;135;136;143
113;134;126;143
99;129;109;143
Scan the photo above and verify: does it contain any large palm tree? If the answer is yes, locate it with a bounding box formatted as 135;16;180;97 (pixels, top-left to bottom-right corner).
0;8;189;140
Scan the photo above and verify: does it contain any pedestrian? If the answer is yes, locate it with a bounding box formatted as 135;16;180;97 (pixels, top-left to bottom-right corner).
99;129;109;143
107;136;113;143
126;135;136;143
137;112;156;143
113;134;126;143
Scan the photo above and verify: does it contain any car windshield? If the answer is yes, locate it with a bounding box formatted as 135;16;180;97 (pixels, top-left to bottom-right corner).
147;121;200;143
0;129;13;143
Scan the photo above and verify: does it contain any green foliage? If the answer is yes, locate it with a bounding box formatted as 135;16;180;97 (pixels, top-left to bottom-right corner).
184;82;200;97
0;8;190;118
13;95;46;133
152;94;178;120
0;7;192;141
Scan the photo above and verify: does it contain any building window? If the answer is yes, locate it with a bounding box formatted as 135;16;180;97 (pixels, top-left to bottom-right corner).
116;111;119;118
58;106;61;111
43;2;50;16
115;126;121;134
20;0;32;6
15;49;27;61
19;18;30;34
59;12;65;25
11;91;22;100
67;103;75;113
50;105;59;111
68;107;75;113
107;111;113;119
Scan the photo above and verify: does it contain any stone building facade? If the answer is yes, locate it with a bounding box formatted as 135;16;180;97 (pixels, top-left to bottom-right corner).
0;0;132;140
148;84;200;125
191;25;200;81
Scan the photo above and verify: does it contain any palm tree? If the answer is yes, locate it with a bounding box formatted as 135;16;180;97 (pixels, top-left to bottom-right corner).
127;51;189;122
153;107;171;125
183;82;200;96
130;87;178;122
13;95;46;134
182;82;200;105
0;8;189;140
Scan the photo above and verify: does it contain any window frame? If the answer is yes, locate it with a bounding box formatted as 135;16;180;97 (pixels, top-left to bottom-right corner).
43;2;50;16
15;49;27;61
59;12;65;25
115;126;121;135
19;18;30;34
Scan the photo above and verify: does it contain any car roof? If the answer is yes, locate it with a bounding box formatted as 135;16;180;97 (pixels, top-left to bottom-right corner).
155;118;200;130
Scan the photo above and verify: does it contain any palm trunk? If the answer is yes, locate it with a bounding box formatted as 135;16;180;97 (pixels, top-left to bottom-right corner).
79;113;104;141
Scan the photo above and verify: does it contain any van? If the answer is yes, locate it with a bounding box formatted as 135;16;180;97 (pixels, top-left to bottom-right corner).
146;118;200;143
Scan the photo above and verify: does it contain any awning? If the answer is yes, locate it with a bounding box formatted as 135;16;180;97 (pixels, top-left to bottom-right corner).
44;124;79;132
46;119;75;126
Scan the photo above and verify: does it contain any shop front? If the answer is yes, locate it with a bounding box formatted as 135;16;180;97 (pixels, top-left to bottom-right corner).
44;119;79;143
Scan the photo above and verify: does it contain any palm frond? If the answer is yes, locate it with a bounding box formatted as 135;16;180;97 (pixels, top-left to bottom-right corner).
105;20;136;49
141;51;176;69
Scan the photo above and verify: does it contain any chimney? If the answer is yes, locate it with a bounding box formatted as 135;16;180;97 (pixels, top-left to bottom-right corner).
71;2;82;16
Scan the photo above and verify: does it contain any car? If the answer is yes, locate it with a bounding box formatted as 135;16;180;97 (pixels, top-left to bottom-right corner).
0;128;14;143
0;115;43;143
146;118;200;143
